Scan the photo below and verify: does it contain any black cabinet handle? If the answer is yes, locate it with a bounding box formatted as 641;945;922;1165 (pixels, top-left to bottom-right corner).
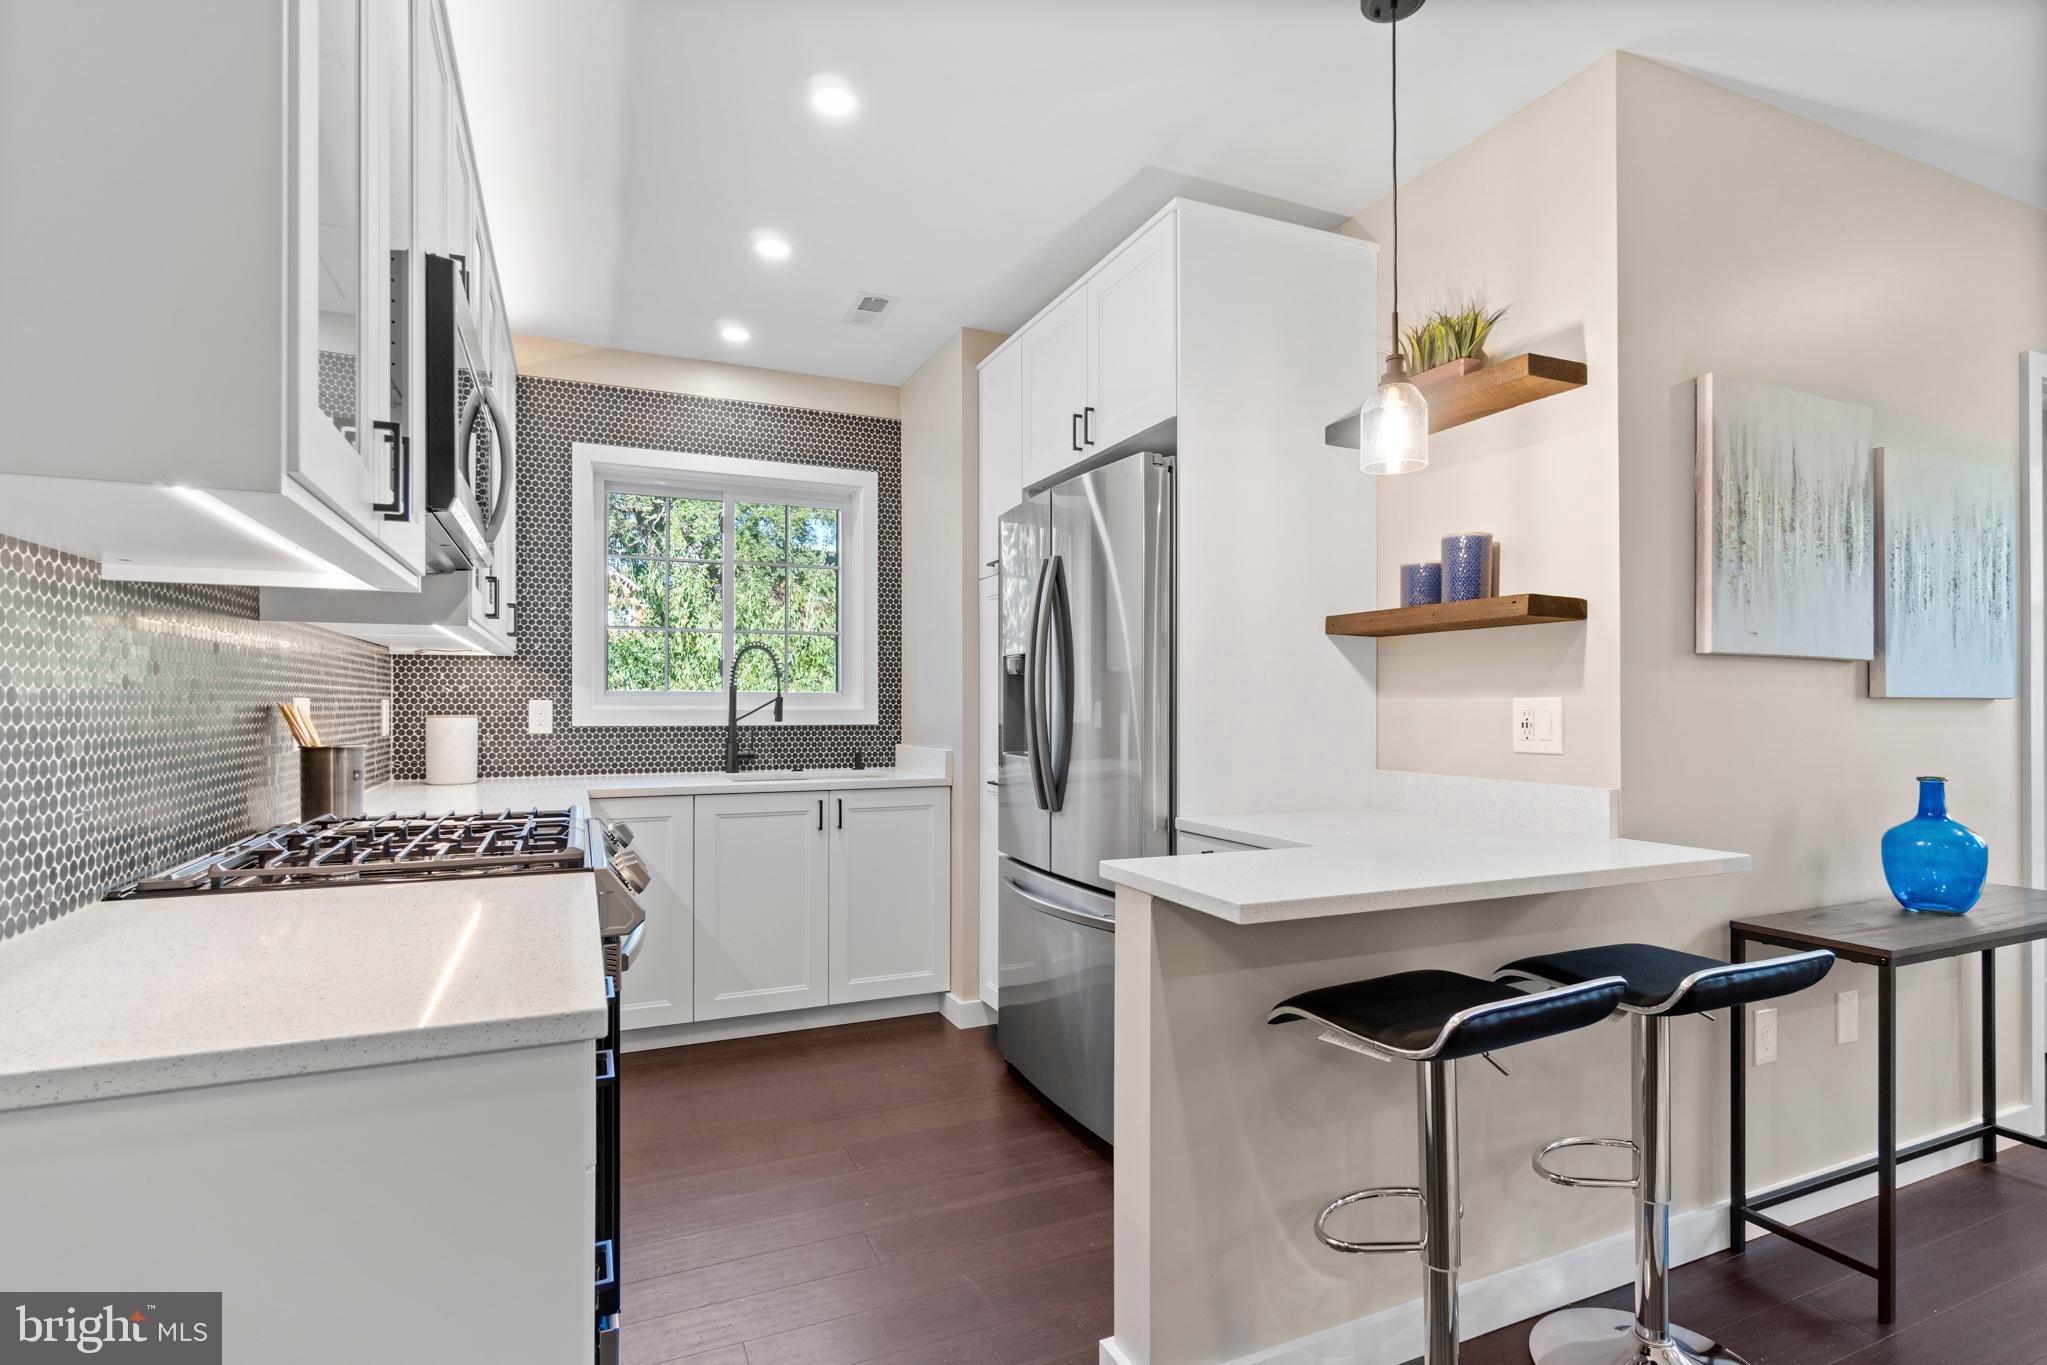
837;798;844;830
1070;412;1082;452
505;600;519;637
1083;406;1096;446
370;421;411;521
817;799;824;831
485;574;501;619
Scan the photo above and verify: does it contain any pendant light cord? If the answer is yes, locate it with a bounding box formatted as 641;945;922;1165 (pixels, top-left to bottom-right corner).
1390;5;1399;358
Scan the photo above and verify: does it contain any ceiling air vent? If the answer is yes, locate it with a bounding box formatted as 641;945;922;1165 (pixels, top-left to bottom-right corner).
841;291;899;329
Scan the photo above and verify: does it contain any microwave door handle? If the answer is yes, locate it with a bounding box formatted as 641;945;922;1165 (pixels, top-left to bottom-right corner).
1025;559;1055;811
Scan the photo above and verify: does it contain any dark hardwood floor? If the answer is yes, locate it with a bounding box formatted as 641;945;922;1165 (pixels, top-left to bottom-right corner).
620;1013;2047;1365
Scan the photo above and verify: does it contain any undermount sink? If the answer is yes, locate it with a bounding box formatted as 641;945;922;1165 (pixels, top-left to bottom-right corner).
723;767;881;783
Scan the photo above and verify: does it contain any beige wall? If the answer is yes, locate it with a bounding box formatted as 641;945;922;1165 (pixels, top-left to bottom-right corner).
1613;52;2047;1191
900;328;1005;999
513;334;900;420
1347;57;1624;788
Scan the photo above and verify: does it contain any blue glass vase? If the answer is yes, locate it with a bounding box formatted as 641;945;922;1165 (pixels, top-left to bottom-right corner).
1880;776;1987;914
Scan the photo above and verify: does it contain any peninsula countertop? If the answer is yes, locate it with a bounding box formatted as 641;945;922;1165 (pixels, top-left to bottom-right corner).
1102;807;1750;924
0;877;608;1113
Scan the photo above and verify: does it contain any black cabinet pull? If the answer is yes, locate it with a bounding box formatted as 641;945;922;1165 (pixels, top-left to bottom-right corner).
485;574;501;619
370;421;411;521
817;799;824;831
837;798;844;830
1070;412;1082;451
1083;406;1096;446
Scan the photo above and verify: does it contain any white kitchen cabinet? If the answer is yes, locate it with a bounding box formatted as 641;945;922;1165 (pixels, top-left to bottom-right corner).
1086;215;1178;451
693;791;831;1020
0;0;423;592
979;576;1001;1007
828;788;951;1004
1019;289;1092;492
590;796;693;1030
1005;213;1180;493
978;346;1023;570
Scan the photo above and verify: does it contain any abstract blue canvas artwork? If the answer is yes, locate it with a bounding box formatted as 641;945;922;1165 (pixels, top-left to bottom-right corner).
1695;374;1876;659
1871;448;2017;699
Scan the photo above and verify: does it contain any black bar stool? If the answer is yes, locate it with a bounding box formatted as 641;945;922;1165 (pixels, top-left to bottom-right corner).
1269;969;1629;1365
1496;944;1835;1365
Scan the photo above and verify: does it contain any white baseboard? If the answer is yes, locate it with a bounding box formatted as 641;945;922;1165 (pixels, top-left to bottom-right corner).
620;994;943;1050
941;992;995;1030
1099;1098;2042;1365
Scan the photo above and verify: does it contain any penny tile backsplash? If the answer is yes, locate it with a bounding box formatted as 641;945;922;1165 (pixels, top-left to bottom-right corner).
393;375;903;777
0;534;391;940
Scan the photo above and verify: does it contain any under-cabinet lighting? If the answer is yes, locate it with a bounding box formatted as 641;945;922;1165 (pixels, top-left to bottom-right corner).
168;486;363;588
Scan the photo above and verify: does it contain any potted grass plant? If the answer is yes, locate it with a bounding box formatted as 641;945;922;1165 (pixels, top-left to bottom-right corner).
1401;303;1507;385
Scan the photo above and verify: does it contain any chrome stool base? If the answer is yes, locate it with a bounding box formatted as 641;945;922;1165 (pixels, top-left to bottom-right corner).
1528;1308;1751;1365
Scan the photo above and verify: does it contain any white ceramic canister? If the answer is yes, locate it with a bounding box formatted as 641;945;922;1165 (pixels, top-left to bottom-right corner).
424;714;480;785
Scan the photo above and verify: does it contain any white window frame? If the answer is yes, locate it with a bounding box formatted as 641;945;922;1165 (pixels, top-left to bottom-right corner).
571;441;879;727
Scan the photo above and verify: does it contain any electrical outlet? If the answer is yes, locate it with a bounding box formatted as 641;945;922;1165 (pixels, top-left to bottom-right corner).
1754;1007;1778;1065
379;699;392;737
528;698;554;735
1836;990;1859;1045
1512;697;1564;755
292;696;312;720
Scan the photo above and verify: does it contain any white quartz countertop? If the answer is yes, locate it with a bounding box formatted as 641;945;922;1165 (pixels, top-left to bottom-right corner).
0;878;608;1113
1103;807;1749;924
363;767;950;814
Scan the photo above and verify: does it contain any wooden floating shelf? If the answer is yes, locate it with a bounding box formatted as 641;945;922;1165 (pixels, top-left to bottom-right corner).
1325;353;1590;449
1326;593;1589;638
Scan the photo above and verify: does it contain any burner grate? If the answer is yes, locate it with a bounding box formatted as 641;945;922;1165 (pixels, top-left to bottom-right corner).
123;810;589;895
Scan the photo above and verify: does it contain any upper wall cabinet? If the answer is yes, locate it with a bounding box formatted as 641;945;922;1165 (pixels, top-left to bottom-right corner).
0;0;478;593
977;346;1023;572
1013;215;1178;492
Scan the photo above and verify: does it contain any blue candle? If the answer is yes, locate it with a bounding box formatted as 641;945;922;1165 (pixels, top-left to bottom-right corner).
1441;534;1495;601
1400;562;1444;607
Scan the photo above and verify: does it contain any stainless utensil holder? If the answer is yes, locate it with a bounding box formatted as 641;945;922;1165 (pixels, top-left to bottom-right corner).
300;745;365;821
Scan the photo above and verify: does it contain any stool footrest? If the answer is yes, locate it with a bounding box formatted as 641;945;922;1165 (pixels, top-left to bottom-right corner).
1533;1135;1640;1190
1315;1185;1427;1254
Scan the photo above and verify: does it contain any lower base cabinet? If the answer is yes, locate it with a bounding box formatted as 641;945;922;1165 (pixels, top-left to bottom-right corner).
607;785;952;1032
589;796;695;1031
694;791;833;1021
829;788;952;1004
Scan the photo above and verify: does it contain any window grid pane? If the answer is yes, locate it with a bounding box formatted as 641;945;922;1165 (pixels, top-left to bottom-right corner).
605;488;840;697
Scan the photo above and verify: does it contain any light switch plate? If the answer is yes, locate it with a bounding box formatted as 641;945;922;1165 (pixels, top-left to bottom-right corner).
1836;990;1859;1045
527;698;554;735
1512;697;1564;754
1754;1007;1778;1065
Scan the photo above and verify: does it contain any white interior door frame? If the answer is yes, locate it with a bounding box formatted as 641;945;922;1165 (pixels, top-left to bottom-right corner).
2021;349;2046;1121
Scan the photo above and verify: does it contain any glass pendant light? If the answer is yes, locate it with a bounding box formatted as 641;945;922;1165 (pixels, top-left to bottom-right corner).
1359;0;1427;475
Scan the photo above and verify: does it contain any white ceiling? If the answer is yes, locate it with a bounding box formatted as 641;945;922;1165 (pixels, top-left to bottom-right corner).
444;0;2046;388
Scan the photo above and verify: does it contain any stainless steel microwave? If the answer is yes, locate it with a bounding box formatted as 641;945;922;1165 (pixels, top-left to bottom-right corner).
423;253;514;571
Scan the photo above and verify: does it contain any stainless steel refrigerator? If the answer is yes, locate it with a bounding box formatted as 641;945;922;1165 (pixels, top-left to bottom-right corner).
995;450;1174;1142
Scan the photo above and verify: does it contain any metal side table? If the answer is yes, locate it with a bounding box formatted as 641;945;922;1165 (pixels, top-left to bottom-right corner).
1728;884;2047;1324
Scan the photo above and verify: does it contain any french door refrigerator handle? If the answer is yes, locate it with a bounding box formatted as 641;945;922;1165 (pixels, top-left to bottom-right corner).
1003;876;1115;931
1047;554;1074;809
1146;454;1176;848
1026;558;1057;811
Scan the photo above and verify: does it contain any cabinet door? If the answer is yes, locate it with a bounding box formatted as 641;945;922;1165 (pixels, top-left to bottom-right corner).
978;345;1022;571
695;792;830;1020
829;788;951;1004
1018;289;1089;493
979;578;1000;1006
590;796;693;1030
1086;216;1177;452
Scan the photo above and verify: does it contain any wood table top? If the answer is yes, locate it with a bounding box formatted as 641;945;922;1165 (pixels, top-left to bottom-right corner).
1730;884;2047;966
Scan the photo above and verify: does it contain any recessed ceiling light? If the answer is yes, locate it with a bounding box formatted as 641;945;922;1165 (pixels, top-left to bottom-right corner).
752;231;792;262
808;74;858;119
719;322;752;344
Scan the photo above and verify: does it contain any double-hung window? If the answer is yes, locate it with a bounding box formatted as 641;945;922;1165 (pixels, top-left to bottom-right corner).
571;443;879;726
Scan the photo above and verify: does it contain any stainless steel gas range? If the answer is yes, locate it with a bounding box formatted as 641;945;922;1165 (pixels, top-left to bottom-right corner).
119;807;650;1365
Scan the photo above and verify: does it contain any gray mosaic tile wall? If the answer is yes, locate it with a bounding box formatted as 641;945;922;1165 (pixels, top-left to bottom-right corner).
0;534;393;940
393;375;902;777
